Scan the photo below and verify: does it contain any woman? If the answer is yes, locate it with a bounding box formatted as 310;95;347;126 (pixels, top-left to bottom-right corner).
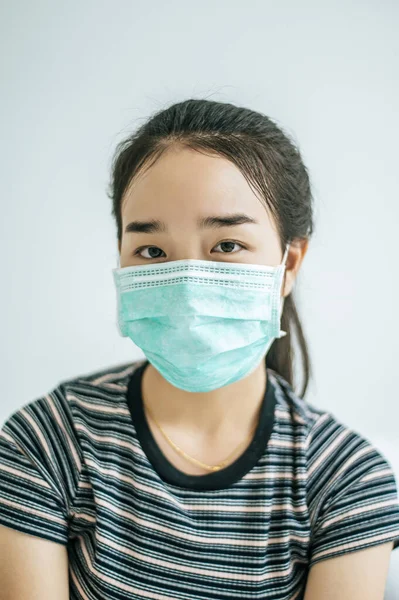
1;98;398;599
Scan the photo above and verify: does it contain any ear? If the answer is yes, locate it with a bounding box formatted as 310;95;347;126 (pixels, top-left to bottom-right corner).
282;238;309;297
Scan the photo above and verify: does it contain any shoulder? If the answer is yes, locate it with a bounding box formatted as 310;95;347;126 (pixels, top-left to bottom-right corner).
59;358;144;390
1;359;143;442
268;367;395;475
267;368;399;564
0;359;144;544
0;359;144;498
267;368;326;429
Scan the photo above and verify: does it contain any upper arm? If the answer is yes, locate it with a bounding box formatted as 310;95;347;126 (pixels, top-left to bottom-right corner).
0;524;69;600
304;541;393;600
307;417;399;567
304;418;399;598
0;392;76;599
0;392;76;548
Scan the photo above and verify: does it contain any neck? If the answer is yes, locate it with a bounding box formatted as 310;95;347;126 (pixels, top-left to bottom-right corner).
141;358;268;439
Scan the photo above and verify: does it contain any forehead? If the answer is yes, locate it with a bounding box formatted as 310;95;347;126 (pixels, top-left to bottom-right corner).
121;146;270;222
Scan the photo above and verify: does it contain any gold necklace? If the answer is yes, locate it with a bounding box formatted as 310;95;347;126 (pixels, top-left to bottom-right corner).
144;401;257;472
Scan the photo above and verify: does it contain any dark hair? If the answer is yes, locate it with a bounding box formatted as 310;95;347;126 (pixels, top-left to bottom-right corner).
107;99;314;397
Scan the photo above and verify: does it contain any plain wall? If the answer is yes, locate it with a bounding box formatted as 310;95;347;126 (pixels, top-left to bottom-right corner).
1;0;398;593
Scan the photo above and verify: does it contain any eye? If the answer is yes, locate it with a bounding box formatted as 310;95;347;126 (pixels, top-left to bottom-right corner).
212;240;246;254
133;240;246;260
134;246;166;259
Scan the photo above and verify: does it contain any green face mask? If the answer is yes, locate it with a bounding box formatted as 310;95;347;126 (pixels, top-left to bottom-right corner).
113;244;290;393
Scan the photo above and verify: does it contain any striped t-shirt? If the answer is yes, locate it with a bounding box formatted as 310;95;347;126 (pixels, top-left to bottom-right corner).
1;358;399;600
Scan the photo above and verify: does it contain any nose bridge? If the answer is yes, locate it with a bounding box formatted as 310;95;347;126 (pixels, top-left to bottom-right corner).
168;229;203;261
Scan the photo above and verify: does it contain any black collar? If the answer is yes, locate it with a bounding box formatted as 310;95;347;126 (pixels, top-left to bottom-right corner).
126;360;277;490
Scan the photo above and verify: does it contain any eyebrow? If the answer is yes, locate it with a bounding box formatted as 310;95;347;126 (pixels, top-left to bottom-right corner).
124;213;258;234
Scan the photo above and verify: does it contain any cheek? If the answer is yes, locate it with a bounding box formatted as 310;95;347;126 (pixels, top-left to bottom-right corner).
255;242;283;266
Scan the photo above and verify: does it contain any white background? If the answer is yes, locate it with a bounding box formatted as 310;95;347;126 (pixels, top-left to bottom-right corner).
1;0;398;595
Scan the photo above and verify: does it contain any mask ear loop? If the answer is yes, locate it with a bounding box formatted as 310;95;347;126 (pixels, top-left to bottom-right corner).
278;241;291;338
282;241;290;266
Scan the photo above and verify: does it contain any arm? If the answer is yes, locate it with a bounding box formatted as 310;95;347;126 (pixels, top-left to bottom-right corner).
304;541;393;600
306;415;399;598
0;524;69;600
0;390;77;598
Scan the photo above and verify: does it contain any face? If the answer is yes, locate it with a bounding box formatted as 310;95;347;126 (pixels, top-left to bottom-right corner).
118;146;306;296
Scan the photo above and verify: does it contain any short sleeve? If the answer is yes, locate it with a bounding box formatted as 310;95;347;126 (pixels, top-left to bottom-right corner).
0;390;74;545
307;415;399;568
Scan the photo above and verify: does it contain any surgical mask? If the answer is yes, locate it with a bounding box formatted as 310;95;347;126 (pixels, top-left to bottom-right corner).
113;244;290;393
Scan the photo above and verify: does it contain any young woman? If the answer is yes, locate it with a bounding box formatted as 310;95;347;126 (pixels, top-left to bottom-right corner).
1;99;398;599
